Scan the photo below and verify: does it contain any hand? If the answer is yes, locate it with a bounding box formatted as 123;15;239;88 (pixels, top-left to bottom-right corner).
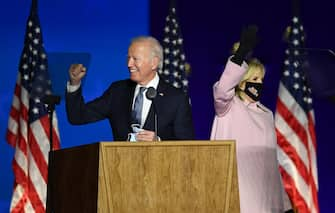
238;25;259;55
136;130;157;142
69;64;86;85
232;25;259;65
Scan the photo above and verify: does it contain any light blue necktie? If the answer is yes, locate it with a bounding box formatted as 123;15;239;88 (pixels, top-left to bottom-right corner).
132;87;146;125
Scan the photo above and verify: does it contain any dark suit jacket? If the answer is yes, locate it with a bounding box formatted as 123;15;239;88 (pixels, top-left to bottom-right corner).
66;78;194;141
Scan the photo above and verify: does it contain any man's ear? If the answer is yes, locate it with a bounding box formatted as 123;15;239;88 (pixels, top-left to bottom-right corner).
151;56;160;70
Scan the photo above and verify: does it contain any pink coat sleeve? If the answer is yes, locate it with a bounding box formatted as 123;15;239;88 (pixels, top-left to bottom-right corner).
213;59;248;116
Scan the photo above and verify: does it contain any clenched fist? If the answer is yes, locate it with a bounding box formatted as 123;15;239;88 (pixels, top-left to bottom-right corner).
69;64;87;85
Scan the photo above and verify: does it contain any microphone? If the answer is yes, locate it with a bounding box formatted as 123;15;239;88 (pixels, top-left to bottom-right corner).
145;87;158;140
146;87;157;100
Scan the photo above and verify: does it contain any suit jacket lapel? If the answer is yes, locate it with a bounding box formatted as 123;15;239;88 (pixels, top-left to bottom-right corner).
127;80;137;128
143;80;168;130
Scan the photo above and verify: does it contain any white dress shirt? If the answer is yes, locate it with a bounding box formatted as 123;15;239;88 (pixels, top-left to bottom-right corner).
132;73;159;128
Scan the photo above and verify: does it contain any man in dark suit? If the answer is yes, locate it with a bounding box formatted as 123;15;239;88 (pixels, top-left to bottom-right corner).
66;36;194;141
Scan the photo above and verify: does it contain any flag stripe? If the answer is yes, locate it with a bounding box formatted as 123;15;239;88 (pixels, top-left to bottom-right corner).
27;176;45;213
39;114;61;150
28;123;49;182
12;148;46;212
11;160;28;211
278;148;315;212
310;179;319;213
307;112;317;150
277;82;309;127
13;83;22;109
13;148;28;180
276;128;310;184
10;185;28;213
6;117;19;147
26;148;47;212
275;99;309;167
279;166;310;212
32;118;51;161
9;105;20;125
277;93;309;149
277;135;311;200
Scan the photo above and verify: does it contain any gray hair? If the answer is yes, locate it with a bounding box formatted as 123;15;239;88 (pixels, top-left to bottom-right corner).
131;36;163;69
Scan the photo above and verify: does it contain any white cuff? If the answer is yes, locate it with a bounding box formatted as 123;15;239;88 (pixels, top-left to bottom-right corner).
67;81;81;93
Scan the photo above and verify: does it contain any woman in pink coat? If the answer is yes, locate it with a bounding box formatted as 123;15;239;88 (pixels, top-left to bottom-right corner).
211;26;291;213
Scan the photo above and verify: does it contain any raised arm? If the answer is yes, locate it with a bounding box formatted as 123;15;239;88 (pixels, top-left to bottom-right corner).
213;25;259;116
213;60;248;116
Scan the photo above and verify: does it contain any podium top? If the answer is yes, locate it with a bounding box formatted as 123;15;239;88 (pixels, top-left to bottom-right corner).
53;140;236;153
100;140;235;146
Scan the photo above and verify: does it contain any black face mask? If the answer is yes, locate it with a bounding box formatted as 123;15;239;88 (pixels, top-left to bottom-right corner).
244;81;263;102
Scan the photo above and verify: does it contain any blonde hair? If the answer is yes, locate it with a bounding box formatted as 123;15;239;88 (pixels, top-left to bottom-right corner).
235;58;265;98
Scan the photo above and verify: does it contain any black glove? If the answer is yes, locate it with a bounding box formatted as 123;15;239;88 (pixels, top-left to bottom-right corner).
231;25;259;65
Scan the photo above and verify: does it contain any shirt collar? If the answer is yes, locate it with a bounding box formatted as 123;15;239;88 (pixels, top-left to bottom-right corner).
242;98;269;113
135;72;160;91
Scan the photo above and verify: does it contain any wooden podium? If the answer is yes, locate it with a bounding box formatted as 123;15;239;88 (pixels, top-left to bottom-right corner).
50;141;240;212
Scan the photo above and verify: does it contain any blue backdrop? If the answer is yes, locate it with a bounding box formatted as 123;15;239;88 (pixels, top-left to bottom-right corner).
1;0;334;212
0;0;148;211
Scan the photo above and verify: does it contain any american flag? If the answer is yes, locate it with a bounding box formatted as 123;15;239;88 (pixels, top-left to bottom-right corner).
159;1;189;93
275;16;319;213
6;0;60;212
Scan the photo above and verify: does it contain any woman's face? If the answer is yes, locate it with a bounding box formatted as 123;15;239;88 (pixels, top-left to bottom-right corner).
240;68;264;90
247;68;264;83
239;68;264;102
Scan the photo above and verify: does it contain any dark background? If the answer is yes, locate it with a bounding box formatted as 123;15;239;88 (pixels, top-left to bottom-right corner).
150;0;335;212
0;0;334;212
